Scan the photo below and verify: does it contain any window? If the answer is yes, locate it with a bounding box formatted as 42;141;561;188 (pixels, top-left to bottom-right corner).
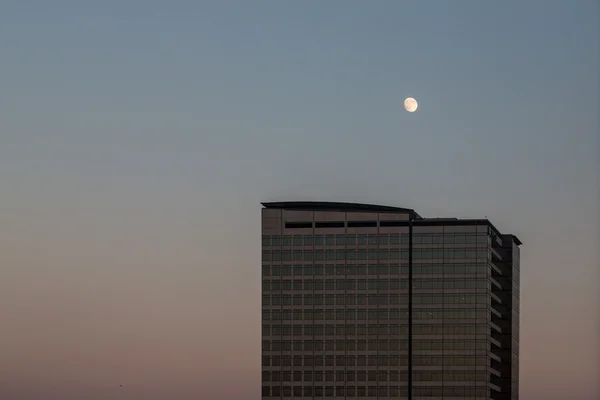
356;368;367;382
346;249;356;260
325;371;334;382
262;310;270;320
357;250;367;260
314;280;323;290
262;265;270;277
262;386;270;397
314;295;323;305
346;309;356;320
378;249;389;260
368;386;377;397
303;235;313;245
368;279;378;290
346;234;357;245
377;264;389;274
293;294;302;305
292;264;302;276
262;250;271;261
302;295;312;306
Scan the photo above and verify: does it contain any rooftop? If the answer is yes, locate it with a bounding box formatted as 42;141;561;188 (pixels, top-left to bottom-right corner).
261;201;521;245
262;201;421;218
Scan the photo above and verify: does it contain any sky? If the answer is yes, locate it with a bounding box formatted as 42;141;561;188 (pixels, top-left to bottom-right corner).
0;1;598;399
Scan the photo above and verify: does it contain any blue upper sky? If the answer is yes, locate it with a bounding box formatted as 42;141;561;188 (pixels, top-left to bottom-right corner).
1;1;598;399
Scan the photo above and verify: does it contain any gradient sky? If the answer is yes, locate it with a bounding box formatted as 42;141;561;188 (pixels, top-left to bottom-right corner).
1;1;599;399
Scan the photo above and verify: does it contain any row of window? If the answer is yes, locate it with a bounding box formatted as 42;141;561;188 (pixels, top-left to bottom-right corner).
263;233;489;247
263;323;488;336
262;355;489;367
263;354;409;367
262;263;488;277
264;339;408;352
263;293;487;306
263;339;488;352
263;248;489;261
263;370;488;382
262;385;488;398
263;278;490;291
262;308;487;321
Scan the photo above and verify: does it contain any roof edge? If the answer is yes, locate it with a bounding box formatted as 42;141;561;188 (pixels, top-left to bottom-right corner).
417;218;521;246
262;201;421;217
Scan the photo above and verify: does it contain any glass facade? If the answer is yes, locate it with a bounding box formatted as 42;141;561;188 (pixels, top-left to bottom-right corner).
261;202;521;400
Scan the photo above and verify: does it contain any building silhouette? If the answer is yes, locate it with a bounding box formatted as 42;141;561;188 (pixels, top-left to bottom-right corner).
261;201;520;399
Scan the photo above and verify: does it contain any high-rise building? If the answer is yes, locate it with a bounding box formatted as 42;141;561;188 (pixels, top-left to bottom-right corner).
261;201;521;400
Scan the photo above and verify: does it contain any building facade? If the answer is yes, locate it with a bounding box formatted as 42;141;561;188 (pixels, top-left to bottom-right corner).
261;202;521;400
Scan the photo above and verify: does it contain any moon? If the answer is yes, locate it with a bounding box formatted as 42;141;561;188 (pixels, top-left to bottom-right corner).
404;97;418;112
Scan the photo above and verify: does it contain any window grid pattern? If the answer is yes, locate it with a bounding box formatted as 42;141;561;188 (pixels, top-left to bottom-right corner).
262;226;517;399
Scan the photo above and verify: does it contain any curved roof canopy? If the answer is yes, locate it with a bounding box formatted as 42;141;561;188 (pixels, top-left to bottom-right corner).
262;201;421;218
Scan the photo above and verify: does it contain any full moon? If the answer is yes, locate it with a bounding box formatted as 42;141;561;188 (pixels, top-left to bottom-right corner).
404;97;418;112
